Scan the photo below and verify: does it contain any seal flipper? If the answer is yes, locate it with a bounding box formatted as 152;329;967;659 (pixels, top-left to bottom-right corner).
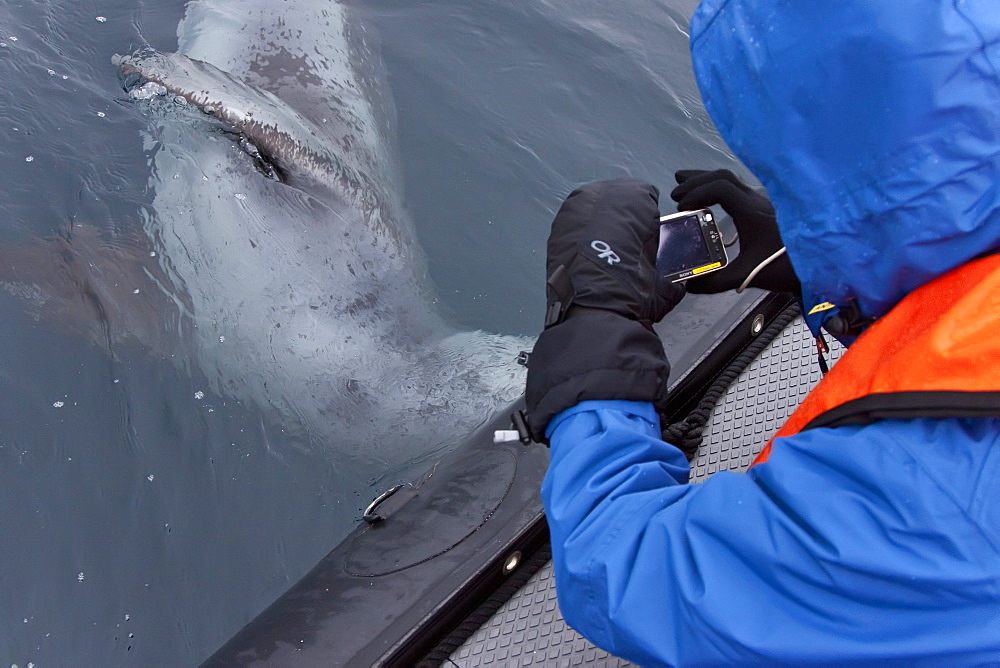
0;223;192;358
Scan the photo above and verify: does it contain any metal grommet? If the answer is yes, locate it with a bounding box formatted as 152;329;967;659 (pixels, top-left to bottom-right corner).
751;314;765;336
502;551;522;574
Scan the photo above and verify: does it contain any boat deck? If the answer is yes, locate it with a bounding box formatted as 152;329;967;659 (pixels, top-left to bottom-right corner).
449;317;844;666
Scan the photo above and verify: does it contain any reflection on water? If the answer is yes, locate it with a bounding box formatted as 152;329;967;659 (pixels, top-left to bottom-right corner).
0;0;748;663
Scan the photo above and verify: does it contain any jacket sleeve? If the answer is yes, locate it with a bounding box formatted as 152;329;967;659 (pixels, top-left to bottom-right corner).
542;400;1000;667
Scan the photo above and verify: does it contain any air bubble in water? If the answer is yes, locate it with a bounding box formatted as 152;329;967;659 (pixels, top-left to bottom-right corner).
129;82;167;100
194;391;205;400
24;156;33;163
96;16;107;22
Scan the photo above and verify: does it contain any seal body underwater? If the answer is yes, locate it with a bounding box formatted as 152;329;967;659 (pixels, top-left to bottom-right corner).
11;0;530;471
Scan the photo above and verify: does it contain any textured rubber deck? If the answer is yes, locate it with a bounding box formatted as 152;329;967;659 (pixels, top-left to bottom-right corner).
449;317;844;667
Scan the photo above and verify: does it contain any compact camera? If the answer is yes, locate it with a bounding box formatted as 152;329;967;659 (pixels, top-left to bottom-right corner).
656;209;729;283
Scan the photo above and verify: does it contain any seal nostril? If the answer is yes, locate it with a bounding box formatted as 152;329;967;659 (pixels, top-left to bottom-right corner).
121;70;145;92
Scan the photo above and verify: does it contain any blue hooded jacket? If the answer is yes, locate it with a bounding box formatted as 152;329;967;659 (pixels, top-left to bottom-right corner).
542;1;1000;665
692;0;1000;331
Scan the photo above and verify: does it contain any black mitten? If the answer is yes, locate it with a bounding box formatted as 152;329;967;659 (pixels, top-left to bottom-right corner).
670;169;800;295
525;179;680;442
543;179;684;324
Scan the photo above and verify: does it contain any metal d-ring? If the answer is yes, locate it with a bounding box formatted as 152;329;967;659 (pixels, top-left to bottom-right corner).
363;484;407;524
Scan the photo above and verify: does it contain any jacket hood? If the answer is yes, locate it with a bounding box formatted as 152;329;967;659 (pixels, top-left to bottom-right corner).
689;0;1000;332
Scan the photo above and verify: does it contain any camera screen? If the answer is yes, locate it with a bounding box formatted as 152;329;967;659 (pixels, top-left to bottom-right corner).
656;214;711;277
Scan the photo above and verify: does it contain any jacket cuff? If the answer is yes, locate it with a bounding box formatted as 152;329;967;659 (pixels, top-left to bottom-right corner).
525;311;670;442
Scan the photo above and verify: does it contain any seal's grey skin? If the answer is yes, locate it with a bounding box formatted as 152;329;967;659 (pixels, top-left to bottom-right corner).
115;1;528;467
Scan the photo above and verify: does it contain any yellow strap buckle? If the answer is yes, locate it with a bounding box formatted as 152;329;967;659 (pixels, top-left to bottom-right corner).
808;301;837;316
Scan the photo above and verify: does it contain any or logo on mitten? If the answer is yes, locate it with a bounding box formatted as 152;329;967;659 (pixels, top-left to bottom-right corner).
590;240;621;265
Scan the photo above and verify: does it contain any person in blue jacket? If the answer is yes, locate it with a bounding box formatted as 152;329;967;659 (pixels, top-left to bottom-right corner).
524;1;1000;665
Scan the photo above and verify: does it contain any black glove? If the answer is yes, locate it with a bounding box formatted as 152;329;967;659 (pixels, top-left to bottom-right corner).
670;169;800;295
541;178;685;324
525;179;682;442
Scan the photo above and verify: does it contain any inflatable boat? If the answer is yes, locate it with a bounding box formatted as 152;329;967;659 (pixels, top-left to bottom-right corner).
203;289;843;666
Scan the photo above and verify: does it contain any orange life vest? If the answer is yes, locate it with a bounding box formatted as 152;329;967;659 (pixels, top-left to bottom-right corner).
752;253;1000;467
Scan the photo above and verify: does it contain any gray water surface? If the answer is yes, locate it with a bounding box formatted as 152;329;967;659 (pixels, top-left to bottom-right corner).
0;0;748;663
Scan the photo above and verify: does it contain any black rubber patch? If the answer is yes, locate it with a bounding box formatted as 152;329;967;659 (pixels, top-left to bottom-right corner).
345;448;517;577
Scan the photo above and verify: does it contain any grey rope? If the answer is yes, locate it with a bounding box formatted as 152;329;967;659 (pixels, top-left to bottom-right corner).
662;303;802;460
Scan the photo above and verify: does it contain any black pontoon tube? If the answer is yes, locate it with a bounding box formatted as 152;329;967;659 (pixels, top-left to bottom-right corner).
203;291;798;666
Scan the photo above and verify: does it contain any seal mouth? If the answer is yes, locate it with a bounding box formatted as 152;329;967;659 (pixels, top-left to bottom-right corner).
232;133;284;182
115;51;285;183
113;48;365;201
